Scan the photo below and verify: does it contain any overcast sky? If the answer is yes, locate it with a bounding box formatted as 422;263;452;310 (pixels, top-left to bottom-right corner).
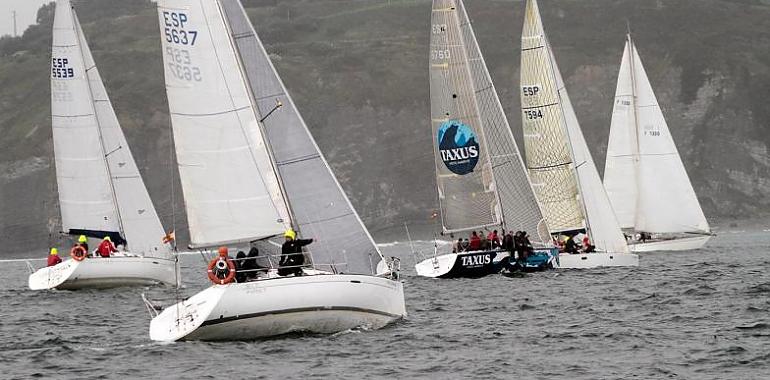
0;0;51;38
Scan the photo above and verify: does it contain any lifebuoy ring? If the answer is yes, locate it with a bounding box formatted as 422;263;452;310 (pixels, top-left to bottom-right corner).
207;257;236;285
70;245;87;261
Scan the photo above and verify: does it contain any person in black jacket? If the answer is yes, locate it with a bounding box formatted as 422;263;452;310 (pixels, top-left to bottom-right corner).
234;251;247;283
278;229;313;276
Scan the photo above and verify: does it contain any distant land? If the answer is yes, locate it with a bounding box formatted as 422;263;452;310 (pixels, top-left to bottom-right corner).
1;0;769;256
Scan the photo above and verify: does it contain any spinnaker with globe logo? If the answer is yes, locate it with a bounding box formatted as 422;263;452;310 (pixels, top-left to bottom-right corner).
415;0;558;279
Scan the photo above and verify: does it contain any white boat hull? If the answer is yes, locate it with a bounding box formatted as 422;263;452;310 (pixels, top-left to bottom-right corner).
555;252;639;269
629;235;711;252
28;254;177;290
149;273;406;342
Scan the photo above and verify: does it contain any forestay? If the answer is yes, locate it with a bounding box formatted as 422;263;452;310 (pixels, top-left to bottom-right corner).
51;0;121;238
454;0;549;243
606;36;709;234
74;14;170;257
519;0;584;233
430;0;500;234
219;0;383;275
157;0;289;248
521;0;628;254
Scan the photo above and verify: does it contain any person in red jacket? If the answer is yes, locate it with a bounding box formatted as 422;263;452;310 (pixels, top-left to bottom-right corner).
487;230;500;249
469;231;481;251
97;236;117;257
47;248;62;267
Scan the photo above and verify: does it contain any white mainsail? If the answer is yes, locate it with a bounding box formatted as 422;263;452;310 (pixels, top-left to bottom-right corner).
430;0;500;234
157;0;290;248
51;0;121;237
520;0;628;254
52;0;170;257
519;0;584;233
604;35;710;234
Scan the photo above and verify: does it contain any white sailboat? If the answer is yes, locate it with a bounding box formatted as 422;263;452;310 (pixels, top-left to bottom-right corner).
604;34;712;252
148;0;405;341
28;0;177;290
415;0;557;278
519;0;638;268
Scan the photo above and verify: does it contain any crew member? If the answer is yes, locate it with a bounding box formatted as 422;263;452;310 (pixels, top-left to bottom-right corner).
47;248;62;267
469;231;481;251
564;235;579;255
77;235;89;252
278;229;313;276
97;236;117;258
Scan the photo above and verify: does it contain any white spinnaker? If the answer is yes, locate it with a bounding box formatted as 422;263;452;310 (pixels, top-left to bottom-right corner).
520;0;584;233
157;0;289;247
75;14;171;257
603;39;638;230
630;42;709;234
430;0;500;233
51;0;121;235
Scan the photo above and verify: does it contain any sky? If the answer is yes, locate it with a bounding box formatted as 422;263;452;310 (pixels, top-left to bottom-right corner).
0;0;51;38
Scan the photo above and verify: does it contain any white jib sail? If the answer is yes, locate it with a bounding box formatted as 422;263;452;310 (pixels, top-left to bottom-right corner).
51;0;122;236
74;13;171;257
628;39;710;234
157;0;290;247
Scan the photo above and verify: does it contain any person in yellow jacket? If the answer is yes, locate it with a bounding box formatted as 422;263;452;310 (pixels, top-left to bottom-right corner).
47;248;62;267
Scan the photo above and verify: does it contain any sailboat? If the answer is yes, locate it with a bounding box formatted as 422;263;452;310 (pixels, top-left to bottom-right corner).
28;0;177;290
147;0;405;341
415;0;558;278
604;34;712;252
518;0;638;268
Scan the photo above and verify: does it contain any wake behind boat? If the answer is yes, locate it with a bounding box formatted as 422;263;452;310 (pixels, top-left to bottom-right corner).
415;0;557;278
603;33;712;252
147;0;405;342
519;0;638;268
29;0;176;290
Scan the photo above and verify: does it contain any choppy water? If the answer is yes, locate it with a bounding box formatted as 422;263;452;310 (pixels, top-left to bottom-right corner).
1;230;769;379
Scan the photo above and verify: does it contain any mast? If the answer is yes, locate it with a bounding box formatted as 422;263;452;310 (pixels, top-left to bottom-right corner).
626;32;642;231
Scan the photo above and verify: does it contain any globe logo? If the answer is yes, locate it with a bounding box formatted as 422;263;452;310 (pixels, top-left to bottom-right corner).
437;120;480;175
